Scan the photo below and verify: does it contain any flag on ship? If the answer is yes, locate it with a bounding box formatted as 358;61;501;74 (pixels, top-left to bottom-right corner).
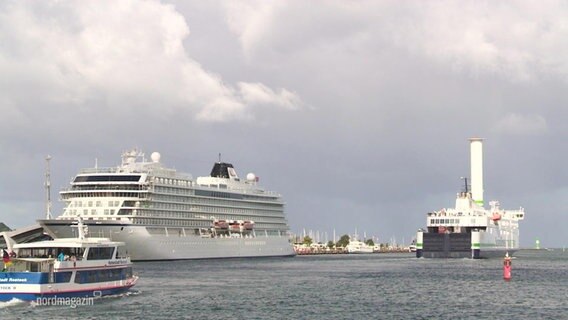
2;249;12;267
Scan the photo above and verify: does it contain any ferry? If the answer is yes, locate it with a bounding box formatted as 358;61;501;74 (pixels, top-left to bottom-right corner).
38;150;295;260
416;138;525;258
0;219;137;301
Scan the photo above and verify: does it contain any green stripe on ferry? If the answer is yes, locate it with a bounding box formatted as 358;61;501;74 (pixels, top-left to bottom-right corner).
471;243;480;248
474;200;484;206
477;243;514;248
416;243;423;248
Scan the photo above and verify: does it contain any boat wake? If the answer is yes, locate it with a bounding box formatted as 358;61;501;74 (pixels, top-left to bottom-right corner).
100;289;141;300
0;298;27;309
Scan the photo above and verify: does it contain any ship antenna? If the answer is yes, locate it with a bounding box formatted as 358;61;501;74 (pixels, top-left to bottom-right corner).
45;155;53;219
73;216;88;240
461;176;469;194
218;153;221;163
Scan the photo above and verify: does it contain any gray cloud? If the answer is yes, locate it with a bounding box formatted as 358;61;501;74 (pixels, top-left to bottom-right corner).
224;1;568;83
492;113;548;135
0;0;303;126
1;1;566;248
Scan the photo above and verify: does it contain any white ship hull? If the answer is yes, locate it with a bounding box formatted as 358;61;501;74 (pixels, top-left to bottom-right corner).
476;229;518;258
347;248;374;254
345;241;374;254
41;221;295;261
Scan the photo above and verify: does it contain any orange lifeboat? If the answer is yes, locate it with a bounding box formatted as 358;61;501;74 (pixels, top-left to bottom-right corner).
243;221;254;230
229;221;241;232
214;220;229;229
492;213;502;221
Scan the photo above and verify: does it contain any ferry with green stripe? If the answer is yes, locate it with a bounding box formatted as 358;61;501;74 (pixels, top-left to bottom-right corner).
416;138;525;259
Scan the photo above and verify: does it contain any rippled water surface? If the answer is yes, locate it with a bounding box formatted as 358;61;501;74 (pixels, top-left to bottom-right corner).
1;250;567;319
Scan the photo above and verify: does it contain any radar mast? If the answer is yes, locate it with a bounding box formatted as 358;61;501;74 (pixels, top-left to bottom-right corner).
45;155;53;219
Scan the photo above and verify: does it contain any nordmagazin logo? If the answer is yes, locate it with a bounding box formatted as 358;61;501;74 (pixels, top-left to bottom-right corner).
35;291;100;308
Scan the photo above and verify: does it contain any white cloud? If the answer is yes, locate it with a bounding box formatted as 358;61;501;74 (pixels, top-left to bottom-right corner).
0;0;303;125
223;0;280;54
222;1;568;83
492;113;548;135
237;82;302;110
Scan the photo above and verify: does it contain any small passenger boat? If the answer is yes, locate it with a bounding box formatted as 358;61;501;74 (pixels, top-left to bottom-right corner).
0;218;138;301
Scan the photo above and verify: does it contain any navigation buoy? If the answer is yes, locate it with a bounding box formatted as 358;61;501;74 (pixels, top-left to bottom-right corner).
503;252;512;281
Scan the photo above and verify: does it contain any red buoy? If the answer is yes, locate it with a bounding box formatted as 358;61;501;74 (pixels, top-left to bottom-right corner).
503;252;512;280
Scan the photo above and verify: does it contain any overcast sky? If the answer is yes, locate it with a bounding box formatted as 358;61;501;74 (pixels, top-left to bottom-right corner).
1;1;567;247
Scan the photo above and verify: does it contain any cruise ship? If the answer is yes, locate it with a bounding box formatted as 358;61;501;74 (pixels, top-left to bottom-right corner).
38;150;295;261
416;138;525;259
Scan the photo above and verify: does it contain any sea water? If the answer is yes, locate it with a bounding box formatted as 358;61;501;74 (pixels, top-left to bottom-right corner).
1;250;566;319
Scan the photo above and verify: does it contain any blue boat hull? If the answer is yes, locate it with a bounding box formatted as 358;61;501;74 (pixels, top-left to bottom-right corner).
0;285;135;302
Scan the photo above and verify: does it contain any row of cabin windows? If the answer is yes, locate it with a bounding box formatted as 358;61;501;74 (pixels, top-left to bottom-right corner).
189;196;282;208
66;209;116;216
154;186;193;195
17;247;114;260
18;247;85;259
152;190;281;208
132;217;287;228
153;177;192;187
70;200;121;208
68;206;284;219
68;196;283;214
148;200;284;216
430;218;467;225
71;184;145;191
74;267;133;284
69;198;281;213
135;209;286;223
64;192;142;198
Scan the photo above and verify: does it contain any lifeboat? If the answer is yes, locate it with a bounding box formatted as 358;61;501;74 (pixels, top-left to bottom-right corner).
492;213;502;221
229;221;241;232
214;220;229;229
243;221;255;230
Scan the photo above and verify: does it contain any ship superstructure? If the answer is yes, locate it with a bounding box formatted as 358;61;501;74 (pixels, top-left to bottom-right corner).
39;150;295;260
416;138;525;258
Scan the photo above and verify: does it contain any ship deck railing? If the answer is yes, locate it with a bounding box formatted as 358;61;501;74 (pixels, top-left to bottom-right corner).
78;167;121;174
77;167;192;180
427;212;487;217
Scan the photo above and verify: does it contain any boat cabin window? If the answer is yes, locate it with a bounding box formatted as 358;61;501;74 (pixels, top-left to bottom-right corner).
17;247;85;260
74;267;132;284
116;246;128;259
55;272;73;283
17;248;55;258
86;247;115;260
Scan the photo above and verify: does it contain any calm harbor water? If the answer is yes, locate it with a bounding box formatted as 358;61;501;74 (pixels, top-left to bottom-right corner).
1;250;566;319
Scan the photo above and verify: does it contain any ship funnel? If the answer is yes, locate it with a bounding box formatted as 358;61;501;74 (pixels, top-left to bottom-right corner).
469;138;484;206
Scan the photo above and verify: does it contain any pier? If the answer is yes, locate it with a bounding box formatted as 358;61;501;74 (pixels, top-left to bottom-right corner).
293;244;414;255
292;231;415;255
